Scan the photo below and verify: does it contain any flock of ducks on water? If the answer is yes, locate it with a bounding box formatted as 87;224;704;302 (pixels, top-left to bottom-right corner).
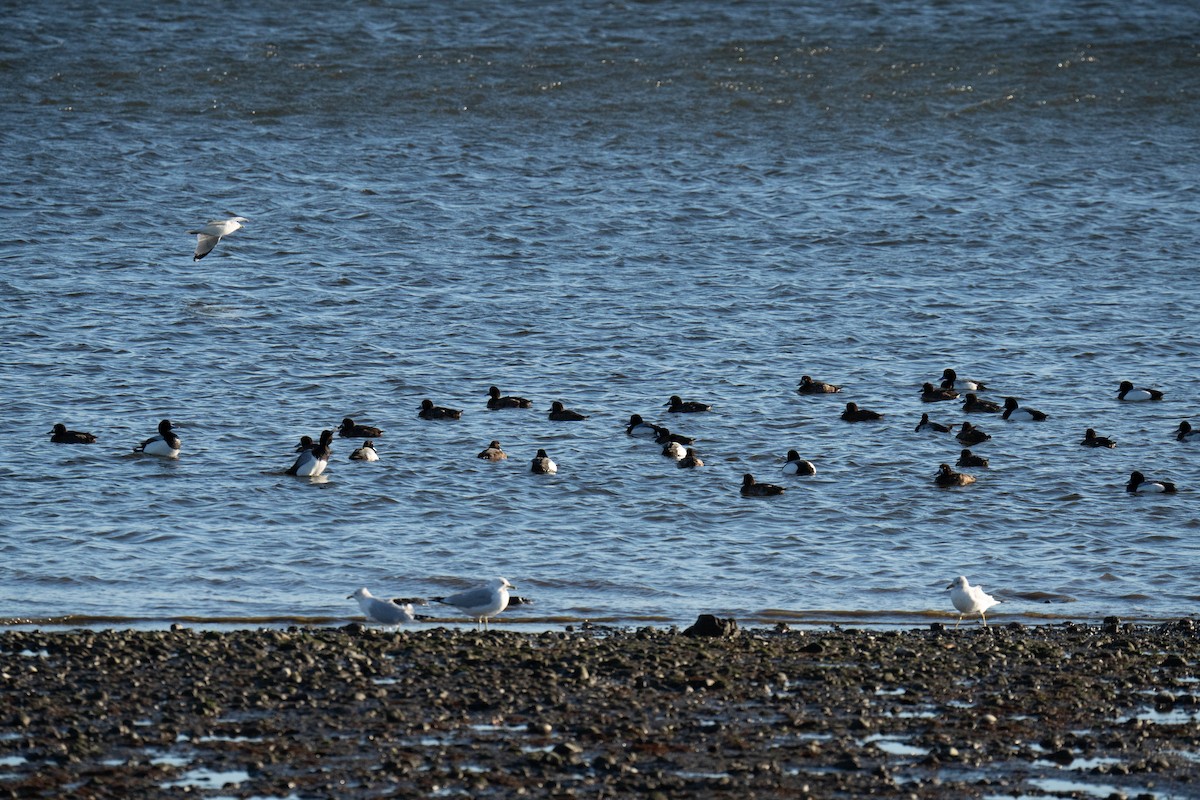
48;370;1195;494
47;360;1192;629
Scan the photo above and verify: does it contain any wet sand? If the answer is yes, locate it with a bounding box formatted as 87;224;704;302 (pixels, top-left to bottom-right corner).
1;620;1197;798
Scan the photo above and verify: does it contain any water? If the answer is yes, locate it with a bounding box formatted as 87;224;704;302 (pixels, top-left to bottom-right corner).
2;0;1198;629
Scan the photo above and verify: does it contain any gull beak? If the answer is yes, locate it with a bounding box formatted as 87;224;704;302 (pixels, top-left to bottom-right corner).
945;582;955;590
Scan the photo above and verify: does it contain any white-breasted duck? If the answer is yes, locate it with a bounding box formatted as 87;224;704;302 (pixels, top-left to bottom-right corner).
49;423;96;444
915;413;955;433
935;463;976;487
920;383;959;402
1126;471;1176;494
487;386;532;409
956;449;988;468
962;393;1001;414
349;440;379;461
782;450;816;476
530;448;558;474
665;395;712;413
940;368;988;392
1177;421;1198;442
477;440;508;460
626;414;663;437
797;375;841;394
1117;381;1163;402
741;473;785;496
418;399;462;420
549;401;587;421
133;419;181;458
1002;397;1048;422
339;417;382;438
1080;428;1116;448
662;440;687;459
841;402;882;422
287;433;331;477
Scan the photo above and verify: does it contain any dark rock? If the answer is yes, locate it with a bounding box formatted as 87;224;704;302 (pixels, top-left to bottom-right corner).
683;614;739;638
1046;748;1074;766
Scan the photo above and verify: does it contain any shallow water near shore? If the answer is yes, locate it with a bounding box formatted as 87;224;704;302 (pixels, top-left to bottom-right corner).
2;0;1200;630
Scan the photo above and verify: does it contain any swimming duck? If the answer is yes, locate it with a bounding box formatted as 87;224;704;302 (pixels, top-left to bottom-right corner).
48;423;96;444
1001;397;1048;422
530;448;558;474
662;440;687;459
665;395;712;413
1126;471;1176;494
797;375;842;394
782;450;816;475
487;386;532;409
741;473;785;496
626;414;663;437
418;399;462;420
1117;381;1163;402
915;413;955;433
655;428;695;446
133;419;181;458
339;417;382;438
287;436;330;477
349;440;379;461
935;463;976;487
841;402;882;422
477;440;508;460
940;368;988;392
956;422;991;446
1080;428;1116;448
956;449;988;468
920;382;959;402
677;448;703;468
1177;421;1198;442
962;393;1001;414
549;401;587;421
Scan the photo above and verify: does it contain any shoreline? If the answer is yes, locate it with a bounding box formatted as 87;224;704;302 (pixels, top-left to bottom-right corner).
2;621;1197;798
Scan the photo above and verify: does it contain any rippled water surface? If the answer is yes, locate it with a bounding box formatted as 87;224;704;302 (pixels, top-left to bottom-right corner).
2;0;1199;628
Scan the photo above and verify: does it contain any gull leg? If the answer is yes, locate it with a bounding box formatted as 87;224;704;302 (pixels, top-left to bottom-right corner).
980;611;988;628
954;614;962;629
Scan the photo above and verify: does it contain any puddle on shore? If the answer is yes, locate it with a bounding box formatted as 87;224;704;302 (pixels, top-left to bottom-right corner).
1117;707;1200;724
163;767;252;790
982;777;1155;799
862;734;926;757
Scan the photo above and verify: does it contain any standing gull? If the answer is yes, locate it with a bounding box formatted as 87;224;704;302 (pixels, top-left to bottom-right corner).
348;588;415;625
188;214;247;261
432;577;514;630
946;576;1000;628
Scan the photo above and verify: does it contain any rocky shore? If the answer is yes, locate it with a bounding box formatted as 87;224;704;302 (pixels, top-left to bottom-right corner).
1;620;1197;799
